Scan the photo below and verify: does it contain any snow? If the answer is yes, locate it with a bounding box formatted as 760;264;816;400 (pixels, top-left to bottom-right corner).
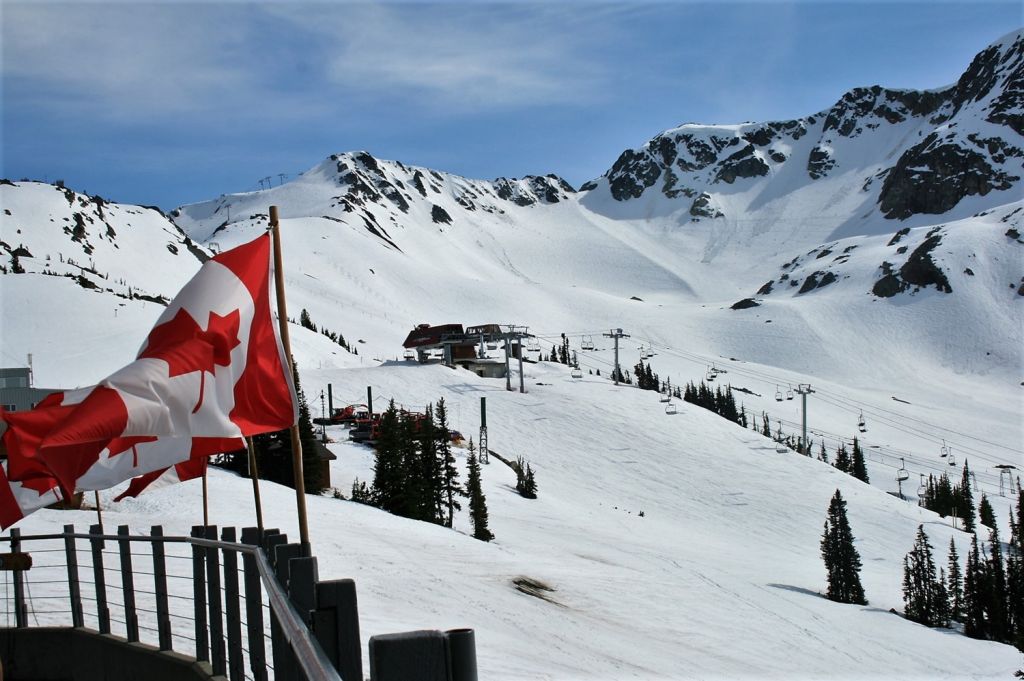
10;360;1023;679
2;28;1023;677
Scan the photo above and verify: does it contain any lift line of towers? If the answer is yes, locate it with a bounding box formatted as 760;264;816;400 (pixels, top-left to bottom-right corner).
395;325;1018;500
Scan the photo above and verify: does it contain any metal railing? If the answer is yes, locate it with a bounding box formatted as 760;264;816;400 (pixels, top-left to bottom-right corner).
2;524;477;681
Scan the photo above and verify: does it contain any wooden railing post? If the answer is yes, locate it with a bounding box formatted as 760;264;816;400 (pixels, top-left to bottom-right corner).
313;579;363;681
191;525;209;662
117;525;139;642
89;523;110;634
10;529;26;628
151;525;173;650
204;525;226;676
221;527;245;681
63;524;84;628
240;527;268;681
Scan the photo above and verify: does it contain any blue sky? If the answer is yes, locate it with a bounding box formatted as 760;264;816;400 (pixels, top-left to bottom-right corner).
2;1;1019;209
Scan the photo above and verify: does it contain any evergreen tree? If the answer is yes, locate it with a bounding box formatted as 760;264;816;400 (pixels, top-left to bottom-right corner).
947;538;964;622
963;534;988;639
435;399;461;527
524;463;537;499
1007;483;1024;651
851;437;869;483
299;308;316;331
396;409;422;520
466;439;493;541
979;493;996;529
414;404;442;523
818;439;829;464
293;362;326;494
761;412;771;438
372;401;404;514
820;489;867;605
834;444;851;474
959;460;976;532
902;525;947;627
986;524;1010;642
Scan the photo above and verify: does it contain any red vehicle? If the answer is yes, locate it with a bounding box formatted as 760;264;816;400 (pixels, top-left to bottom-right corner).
315;403;369;426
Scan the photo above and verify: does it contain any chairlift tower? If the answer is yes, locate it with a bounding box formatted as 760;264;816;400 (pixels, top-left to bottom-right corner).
794;384;814;455
479;396;489;464
603;328;630;385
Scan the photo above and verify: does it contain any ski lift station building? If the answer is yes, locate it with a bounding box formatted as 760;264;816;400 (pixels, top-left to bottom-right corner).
402;323;510;379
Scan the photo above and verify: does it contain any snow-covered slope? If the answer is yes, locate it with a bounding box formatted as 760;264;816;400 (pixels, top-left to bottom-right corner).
11;361;1024;679
1;28;1023;680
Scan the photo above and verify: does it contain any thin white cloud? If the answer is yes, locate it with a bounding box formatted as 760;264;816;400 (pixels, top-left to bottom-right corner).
1;3;262;118
267;3;617;111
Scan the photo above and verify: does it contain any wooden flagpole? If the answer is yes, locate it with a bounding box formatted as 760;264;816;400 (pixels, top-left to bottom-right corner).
269;205;311;552
201;463;209;526
246;436;264;531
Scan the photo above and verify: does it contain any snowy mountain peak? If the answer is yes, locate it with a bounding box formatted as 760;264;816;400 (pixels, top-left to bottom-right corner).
581;30;1023;227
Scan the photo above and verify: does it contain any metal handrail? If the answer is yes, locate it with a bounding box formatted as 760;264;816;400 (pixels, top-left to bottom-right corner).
8;529;342;681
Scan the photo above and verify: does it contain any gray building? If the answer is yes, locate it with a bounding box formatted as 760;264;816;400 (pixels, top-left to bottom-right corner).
0;367;60;412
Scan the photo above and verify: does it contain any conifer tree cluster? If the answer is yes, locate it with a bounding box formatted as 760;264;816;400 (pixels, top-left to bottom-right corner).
820;489;867;605
297;307;358;354
682;380;741;424
919;461;975;531
832;437;869;483
546;334;572;365
370;398;461;526
899;483;1024;652
633;360;661;391
902;526;950;627
512;456;538;499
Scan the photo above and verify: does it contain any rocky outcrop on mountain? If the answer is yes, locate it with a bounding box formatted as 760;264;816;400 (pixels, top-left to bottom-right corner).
583;30;1023;225
878;134;1019;219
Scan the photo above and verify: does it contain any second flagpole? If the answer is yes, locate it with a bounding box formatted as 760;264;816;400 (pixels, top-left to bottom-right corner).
269;205;311;553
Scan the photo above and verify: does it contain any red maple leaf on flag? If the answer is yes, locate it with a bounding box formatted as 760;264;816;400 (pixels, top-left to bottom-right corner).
139;308;242;413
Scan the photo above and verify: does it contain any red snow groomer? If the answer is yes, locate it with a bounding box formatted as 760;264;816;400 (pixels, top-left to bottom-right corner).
314;403;369;426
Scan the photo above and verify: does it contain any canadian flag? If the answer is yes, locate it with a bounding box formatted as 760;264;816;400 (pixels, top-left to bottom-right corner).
115;456;209;502
0;233;295;517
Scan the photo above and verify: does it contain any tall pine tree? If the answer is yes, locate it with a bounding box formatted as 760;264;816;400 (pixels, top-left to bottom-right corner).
466;439;493;542
963;534;987;639
435;399;461;528
820;490;867;605
959;460;975;532
947;538;964;623
902;526;947;627
851;437;869;483
1007;482;1024;651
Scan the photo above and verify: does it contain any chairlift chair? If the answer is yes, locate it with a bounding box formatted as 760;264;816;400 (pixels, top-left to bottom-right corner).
706;367;717;382
774;386;783;402
940;440;949;458
665;403;678;415
947;451;956;467
917;474;927;497
571;367;583;379
659;393;671;403
402;348;415;361
896;457;909;482
581;336;594;351
857;411;867;433
775;441;788;453
786;387;794;401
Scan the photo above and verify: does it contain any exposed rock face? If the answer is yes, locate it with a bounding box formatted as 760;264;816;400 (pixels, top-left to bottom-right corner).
690;193;723;219
878;134;1020;219
715;145;769;184
583;30;1022;225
